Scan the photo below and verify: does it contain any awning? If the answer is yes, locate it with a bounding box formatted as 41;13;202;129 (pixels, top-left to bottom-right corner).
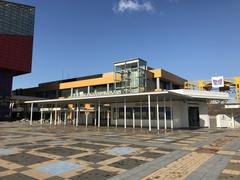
24;90;229;105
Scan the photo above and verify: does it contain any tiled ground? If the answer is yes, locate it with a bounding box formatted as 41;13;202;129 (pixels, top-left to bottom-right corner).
0;122;239;179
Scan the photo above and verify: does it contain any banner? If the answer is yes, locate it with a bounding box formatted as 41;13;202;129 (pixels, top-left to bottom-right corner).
211;76;224;88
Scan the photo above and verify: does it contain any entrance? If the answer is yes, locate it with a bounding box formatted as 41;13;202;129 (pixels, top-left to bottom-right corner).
188;107;200;128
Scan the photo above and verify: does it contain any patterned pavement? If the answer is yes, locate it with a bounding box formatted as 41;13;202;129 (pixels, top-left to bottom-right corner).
0;122;239;180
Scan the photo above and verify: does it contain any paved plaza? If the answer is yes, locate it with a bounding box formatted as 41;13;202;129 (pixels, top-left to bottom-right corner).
0;122;239;180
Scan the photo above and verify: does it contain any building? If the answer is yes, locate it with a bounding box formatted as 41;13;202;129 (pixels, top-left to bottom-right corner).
0;0;35;120
14;58;229;130
14;58;186;99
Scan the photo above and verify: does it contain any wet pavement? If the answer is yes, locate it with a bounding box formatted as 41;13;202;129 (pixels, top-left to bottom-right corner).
0;122;239;179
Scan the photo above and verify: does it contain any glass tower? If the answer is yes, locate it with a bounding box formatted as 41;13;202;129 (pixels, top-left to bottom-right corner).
114;58;147;94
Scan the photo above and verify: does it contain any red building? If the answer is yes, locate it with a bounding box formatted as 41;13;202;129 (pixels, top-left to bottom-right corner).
0;0;35;120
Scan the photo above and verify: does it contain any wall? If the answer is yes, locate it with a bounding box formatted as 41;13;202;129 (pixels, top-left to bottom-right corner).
108;100;209;129
0;35;33;75
110;101;189;128
199;102;210;127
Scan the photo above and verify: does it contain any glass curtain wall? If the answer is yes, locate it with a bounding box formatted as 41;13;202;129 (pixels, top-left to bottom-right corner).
114;59;147;94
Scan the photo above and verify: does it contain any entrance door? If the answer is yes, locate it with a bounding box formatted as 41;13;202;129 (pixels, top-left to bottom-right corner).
188;107;200;128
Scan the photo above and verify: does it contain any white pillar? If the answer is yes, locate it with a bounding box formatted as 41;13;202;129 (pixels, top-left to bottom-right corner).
54;107;57;126
30;103;33;126
107;84;110;92
64;111;67;126
170;97;173;130
88;86;90;94
50;110;53;125
133;108;135;128
156;96;159;130
98;100;101;127
156;77;160;89
72;109;75;126
164;97;167;130
140;101;143;128
115;106;118;127
40;109;43;125
148;95;151;131
57;110;61;124
85;111;88;127
107;110;110;127
76;104;79;127
231;110;235;128
70;88;73;97
94;107;97;126
124;97;127;129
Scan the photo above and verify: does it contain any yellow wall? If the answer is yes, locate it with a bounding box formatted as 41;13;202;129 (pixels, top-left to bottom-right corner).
59;72;118;90
149;69;186;85
149;69;161;78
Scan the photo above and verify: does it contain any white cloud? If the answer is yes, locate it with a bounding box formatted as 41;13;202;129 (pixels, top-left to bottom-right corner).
113;0;154;13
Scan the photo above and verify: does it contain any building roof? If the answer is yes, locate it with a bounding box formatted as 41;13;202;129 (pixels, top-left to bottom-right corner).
25;90;229;104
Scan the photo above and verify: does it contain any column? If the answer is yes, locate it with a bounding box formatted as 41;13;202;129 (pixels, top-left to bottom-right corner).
107;84;110;92
64;111;67;126
148;95;151;131
115;105;118;127
88;86;90;94
50;109;53;125
94;106;97;126
132;108;135;128
140;101;143;128
40;108;43;125
170;97;173;130
30;103;33;126
54;106;57;126
156;77;160;89
85;111;88;127
76;103;79;127
57;110;61;124
72;109;75;126
98;100;101;127
70;88;73;97
156;96;159;130
124;97;127;129
107;110;110;127
164;97;167;130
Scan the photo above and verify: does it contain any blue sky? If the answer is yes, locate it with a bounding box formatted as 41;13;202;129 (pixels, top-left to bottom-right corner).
12;0;240;89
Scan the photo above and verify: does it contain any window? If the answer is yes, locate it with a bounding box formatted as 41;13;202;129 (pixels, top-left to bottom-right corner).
59;89;71;98
159;107;172;120
119;107;124;119
134;107;140;119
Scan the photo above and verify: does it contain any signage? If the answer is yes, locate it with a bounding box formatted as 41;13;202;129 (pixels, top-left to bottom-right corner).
211;76;224;88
